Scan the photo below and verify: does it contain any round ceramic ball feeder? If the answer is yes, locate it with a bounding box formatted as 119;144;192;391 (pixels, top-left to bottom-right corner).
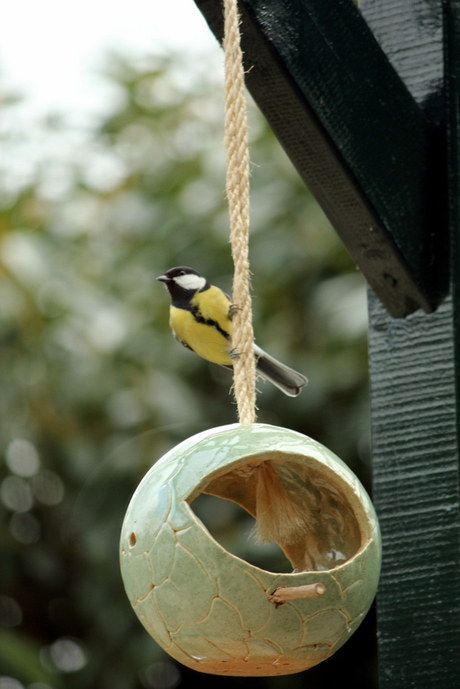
120;423;381;676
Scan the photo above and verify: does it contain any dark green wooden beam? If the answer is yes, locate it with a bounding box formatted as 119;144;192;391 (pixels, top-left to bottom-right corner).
446;0;460;415
194;0;448;317
364;1;460;687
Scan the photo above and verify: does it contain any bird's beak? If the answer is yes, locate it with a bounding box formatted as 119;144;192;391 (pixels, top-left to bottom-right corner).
156;275;169;283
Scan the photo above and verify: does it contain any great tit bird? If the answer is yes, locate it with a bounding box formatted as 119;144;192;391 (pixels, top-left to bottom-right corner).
157;266;308;397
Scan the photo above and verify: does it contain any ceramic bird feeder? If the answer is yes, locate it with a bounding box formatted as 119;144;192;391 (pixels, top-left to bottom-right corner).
120;423;381;676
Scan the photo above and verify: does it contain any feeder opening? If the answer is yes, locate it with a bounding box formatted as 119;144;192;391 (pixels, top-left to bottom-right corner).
188;451;365;573
191;493;292;573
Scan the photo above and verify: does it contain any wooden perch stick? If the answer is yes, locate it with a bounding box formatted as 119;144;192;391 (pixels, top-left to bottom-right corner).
269;583;326;607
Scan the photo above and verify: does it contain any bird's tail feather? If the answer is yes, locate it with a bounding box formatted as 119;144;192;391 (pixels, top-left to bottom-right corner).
254;344;308;397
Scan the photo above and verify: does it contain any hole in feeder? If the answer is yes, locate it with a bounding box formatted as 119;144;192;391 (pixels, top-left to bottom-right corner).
191;493;292;573
189;451;364;573
129;532;137;547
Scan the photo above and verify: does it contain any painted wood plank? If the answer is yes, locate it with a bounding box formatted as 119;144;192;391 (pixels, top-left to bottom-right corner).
193;0;448;316
362;1;460;686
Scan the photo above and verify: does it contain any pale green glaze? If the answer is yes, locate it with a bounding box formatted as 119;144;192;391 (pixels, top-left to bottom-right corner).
120;423;381;676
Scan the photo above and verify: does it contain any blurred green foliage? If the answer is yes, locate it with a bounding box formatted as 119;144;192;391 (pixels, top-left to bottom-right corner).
0;53;374;689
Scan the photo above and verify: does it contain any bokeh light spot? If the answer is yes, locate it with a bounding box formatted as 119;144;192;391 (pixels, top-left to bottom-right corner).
140;661;181;689
47;637;88;673
0;595;22;628
31;470;65;506
1;477;33;513
5;439;41;477
9;512;41;545
0;678;24;689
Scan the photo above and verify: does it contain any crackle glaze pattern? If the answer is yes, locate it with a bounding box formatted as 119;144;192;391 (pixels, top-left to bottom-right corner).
120;424;381;676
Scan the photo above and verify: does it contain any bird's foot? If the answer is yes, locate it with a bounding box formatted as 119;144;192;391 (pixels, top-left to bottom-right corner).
228;304;239;320
229;347;243;359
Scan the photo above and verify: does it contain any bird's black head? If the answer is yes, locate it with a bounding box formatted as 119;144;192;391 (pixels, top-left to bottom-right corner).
156;267;209;303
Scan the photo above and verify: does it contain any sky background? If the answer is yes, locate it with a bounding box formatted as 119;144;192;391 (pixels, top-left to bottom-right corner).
0;0;220;116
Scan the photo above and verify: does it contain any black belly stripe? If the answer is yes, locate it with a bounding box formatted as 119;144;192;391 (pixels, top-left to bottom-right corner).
190;305;231;340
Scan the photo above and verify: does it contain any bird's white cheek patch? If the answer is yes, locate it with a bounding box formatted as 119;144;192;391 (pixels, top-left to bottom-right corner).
175;274;207;291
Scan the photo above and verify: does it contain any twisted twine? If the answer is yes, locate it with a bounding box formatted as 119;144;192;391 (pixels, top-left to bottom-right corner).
223;0;256;424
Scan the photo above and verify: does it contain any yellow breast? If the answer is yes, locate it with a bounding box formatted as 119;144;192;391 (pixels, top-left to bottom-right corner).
169;285;233;366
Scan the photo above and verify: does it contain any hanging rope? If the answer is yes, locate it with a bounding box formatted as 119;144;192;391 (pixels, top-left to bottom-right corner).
223;0;256;424
221;6;325;599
